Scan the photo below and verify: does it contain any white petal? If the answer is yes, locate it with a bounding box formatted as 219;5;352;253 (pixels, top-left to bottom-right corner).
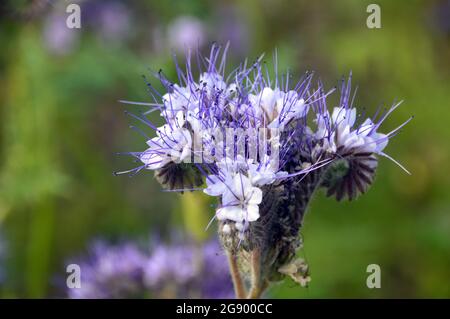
222;188;239;206
332;107;356;127
140;151;168;170
204;176;226;196
347;108;357;126
246;204;260;222
337;125;351;146
174;111;186;128
260;87;277;117
248;187;263;205
216;206;244;222
146;136;162;147
332;107;345;124
359;119;374;137
232;173;250;199
373;133;389;153
179;144;192;162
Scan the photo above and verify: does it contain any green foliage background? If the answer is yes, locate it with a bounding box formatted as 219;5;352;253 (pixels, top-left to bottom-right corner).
0;0;449;298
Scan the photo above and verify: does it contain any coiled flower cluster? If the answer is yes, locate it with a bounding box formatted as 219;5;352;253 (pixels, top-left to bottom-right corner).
119;44;411;297
67;238;233;299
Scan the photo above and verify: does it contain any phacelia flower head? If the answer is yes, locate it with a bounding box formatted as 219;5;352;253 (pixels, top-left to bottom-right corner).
67;242;147;299
143;238;233;298
118;44;411;295
67;237;233;299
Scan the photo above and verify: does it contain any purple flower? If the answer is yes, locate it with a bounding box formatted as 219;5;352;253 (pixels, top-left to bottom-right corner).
43;13;79;56
120;45;412;230
118;45;412;293
67;237;233;299
89;1;131;43
143;239;233;298
215;5;250;57
68;242;147;299
200;241;234;298
143;244;196;288
167;16;206;51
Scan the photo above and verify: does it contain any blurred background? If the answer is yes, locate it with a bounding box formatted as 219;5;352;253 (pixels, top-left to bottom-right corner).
0;0;449;298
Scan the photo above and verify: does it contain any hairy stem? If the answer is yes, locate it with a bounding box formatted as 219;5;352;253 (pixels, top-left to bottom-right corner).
247;248;267;299
227;251;246;299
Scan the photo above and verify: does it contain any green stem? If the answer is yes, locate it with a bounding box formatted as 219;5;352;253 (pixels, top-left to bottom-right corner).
26;198;54;297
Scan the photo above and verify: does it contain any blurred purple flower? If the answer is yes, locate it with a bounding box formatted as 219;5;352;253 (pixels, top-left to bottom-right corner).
68;242;147;299
430;0;450;34
143;244;196;288
167;16;206;51
43;13;79;56
67;237;233;299
84;0;131;43
200;240;234;298
143;239;233;298
215;5;250;56
43;0;132;54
